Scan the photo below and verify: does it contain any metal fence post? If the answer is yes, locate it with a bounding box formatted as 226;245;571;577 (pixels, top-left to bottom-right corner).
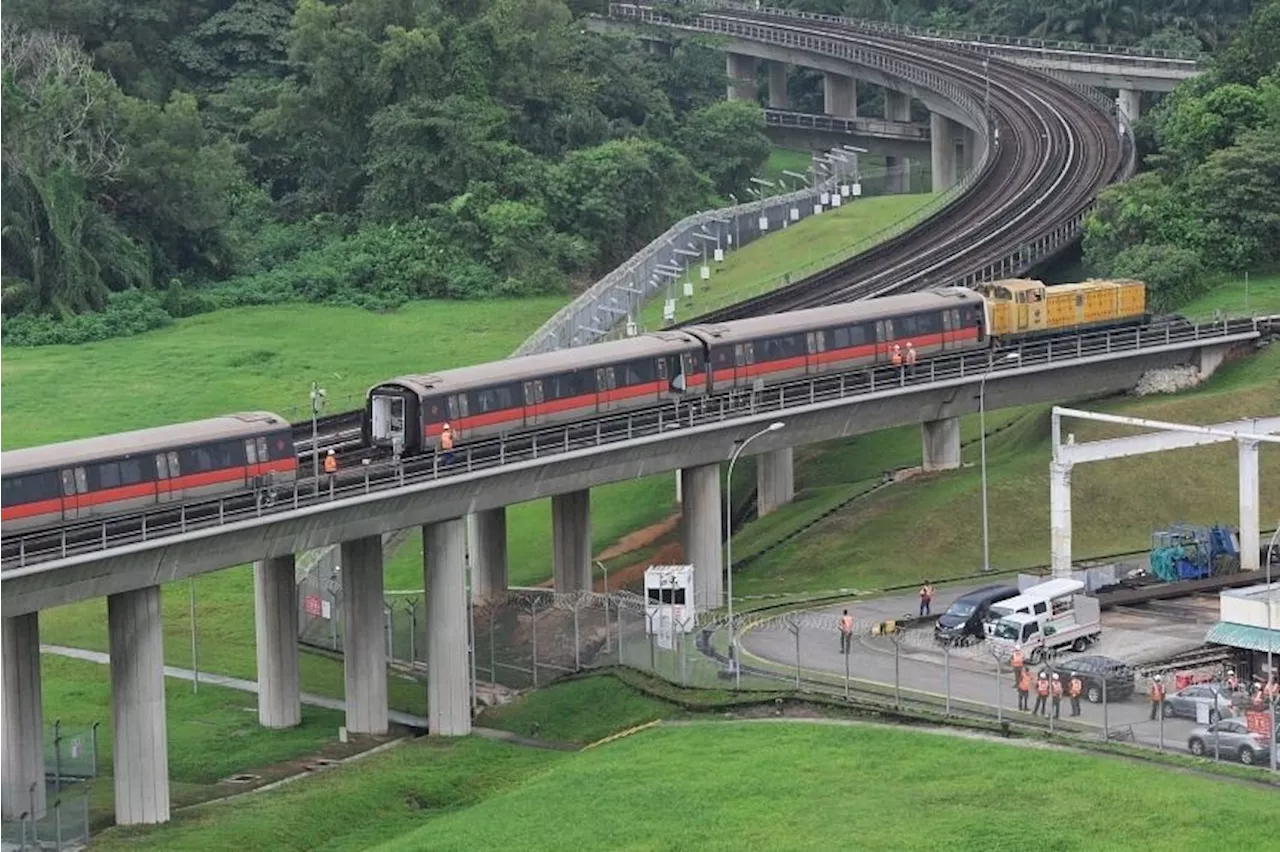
573;596;581;672
892;633;902;709
55;798;63;851
844;634;851;701
530;597;539;689
489;607;497;685
1101;675;1109;741
944;643;952;716
53;718;62;793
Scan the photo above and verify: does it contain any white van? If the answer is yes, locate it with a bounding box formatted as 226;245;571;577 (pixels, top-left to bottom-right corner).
983;578;1085;637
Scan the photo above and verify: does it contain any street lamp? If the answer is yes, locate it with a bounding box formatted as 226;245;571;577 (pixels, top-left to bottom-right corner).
980;352;1020;572
310;381;326;494
725;421;785;685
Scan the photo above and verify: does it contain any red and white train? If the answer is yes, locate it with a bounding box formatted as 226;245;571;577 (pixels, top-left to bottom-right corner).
1;413;296;532
365;288;986;453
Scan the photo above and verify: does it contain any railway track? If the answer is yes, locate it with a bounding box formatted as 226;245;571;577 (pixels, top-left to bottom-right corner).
659;6;1128;322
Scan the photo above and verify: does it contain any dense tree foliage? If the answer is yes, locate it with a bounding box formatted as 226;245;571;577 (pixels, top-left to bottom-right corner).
2;0;771;343
1082;0;1280;309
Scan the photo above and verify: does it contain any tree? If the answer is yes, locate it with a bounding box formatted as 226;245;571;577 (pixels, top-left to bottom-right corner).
678;101;772;197
1185;129;1280;269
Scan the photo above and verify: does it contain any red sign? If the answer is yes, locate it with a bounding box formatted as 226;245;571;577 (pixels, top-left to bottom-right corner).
1245;711;1273;738
304;595;323;617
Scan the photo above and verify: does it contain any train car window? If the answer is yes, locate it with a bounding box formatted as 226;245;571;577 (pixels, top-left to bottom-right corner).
656;358;668;381
156;453;170;479
62;470;77;497
257;437;269;462
1075;294;1084;307
1;471;62;506
246;440;259;465
167;451;181;477
833;327;850;349
118;458;146;486
458;394;469;417
74;467;88;494
942;310;952;332
447;396;460;419
269;436;290;461
688;349;705;371
94;462;122;490
712;347;732;370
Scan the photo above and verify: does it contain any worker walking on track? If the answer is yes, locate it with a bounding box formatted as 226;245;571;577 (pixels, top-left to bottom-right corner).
323;448;337;489
439;422;455;466
1050;673;1063;719
918;581;934;617
1017;667;1032;712
838;610;854;655
1033;672;1050;716
1149;675;1165;720
1069;672;1083;717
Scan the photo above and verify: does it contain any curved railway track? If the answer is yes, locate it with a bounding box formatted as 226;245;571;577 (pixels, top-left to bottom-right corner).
671;6;1128;322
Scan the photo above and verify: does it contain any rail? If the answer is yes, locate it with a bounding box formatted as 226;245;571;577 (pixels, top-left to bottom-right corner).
4;317;1268;571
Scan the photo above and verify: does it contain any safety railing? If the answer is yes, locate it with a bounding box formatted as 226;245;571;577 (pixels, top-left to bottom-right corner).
765;109;929;140
3;317;1268;570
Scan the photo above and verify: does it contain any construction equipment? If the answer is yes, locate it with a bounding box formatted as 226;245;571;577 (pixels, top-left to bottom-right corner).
1149;524;1240;582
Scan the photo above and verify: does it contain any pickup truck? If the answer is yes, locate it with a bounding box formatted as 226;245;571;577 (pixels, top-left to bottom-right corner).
987;594;1101;663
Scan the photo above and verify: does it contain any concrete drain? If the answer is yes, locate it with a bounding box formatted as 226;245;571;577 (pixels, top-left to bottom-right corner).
305;759;341;771
224;774;261;784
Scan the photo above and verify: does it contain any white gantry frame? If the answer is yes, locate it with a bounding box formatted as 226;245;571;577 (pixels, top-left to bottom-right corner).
1049;407;1280;578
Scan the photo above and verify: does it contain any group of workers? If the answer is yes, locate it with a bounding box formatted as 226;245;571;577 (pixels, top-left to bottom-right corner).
890;342;918;370
1010;645;1085;718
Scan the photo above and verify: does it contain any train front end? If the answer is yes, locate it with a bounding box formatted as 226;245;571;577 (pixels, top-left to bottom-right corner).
365;379;426;456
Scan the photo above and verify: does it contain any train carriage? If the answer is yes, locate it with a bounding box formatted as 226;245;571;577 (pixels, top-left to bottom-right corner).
366;332;706;454
978;278;1147;339
0;412;295;533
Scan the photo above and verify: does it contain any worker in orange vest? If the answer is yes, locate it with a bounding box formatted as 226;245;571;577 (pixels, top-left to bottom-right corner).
918;581;934;617
838;610;854;655
1225;668;1240;693
1033;672;1050;716
1149;675;1165;720
322;449;338;492
1068;672;1084;717
1011;644;1025;682
904;342;918;368
1017;668;1033;712
891;344;903;368
1050;673;1064;719
439;423;454;465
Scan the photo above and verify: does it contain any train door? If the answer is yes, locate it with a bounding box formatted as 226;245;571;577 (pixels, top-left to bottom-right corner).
875;320;891;363
733;342;755;387
596;367;618;412
940;310;953;351
680;351;703;394
59;468;85;520
1016;292;1031;332
523;380;545;426
370;393;407;451
155;453;174;503
806;330;827;373
446;394;470;439
244;438;260;487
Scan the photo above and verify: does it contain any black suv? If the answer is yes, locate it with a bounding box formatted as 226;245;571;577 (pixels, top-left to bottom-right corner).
934;584;1020;644
1055;655;1136;703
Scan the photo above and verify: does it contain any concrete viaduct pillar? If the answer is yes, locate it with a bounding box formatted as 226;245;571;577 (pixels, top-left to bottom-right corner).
682;464;724;611
107;585;170;825
468;508;508;604
340;536;387;735
2;613;45;821
1050;461;1073;578
823;73;856;117
553;490;592;592
726;53;758;102
930;113;961;191
425;519;472;736
921;418;961;472
1117;89;1141;125
884;88;913;194
1238;440;1259;573
757;447;796;517
767;60;789;109
254;554;300;729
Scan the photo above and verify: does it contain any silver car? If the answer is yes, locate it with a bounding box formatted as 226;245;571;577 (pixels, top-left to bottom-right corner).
1187;718;1275;766
1160;683;1237;723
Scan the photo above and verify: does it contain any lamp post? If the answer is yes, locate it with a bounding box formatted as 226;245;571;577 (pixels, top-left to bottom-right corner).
980;351;1020;572
725;421;785;686
310;381;326;495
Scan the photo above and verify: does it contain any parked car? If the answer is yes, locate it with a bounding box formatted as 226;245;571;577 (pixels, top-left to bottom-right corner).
933;584;1019;644
1187;719;1274;766
1161;683;1237;723
1056;655;1135;703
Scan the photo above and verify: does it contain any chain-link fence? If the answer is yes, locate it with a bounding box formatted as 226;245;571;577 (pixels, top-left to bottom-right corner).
1;790;91;852
1;721;99;851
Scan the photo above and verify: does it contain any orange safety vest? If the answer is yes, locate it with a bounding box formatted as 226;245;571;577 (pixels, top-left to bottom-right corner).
1011;650;1025;669
839;615;853;634
905;346;917;365
1018;671;1033;692
1150;683;1165;702
891;347;903;367
323;455;337;474
440;429;454;450
1051;680;1063;698
1069;678;1083;698
1036;679;1050;697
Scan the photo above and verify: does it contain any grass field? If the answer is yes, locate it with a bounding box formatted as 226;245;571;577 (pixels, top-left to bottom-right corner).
638;191;937;329
476;676;679;744
384;722;1280;851
1180;271;1280;319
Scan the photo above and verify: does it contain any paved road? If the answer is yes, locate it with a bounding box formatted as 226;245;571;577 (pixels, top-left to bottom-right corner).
739;585;1225;755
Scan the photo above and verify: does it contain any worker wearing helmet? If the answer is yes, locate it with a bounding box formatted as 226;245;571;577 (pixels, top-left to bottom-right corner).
1050;672;1063;719
1149;674;1165;720
439;422;454;466
1033;672;1050;716
1068;672;1083;717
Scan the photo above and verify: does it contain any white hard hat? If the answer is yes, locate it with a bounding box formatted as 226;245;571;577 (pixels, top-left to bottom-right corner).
1154;674;1162;681
1014;644;1021;650
327;449;335;456
443;422;450;429
1052;673;1059;679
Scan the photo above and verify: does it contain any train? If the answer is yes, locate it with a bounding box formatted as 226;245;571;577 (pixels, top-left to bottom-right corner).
366;279;1147;452
0;278;1145;533
0;413;296;532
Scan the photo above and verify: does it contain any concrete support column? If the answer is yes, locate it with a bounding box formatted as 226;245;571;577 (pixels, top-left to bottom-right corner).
468;508;508;604
682;464;724;611
552;490;592;592
341;536;387;735
767;60;789;109
1050;461;1073;578
1239;440;1260;573
107;585;170;825
930;113;958;191
883;92;913;193
921;418;961;472
757;447;795;518
425;519;472;736
725;53;757;102
1117;89;1141;125
2;614;45;821
254;555;300;729
823;73;856;117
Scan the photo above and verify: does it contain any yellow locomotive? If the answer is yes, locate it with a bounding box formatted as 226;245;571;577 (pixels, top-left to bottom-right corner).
977;278;1147;340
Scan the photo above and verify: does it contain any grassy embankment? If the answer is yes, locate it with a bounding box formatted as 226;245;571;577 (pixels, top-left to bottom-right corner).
725;274;1280;597
89;675;1280;852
